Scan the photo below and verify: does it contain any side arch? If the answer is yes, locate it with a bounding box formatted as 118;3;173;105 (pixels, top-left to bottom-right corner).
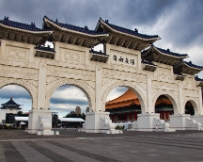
102;81;147;113
152;90;179;114
45;79;94;111
183;97;199;115
0;78;37;109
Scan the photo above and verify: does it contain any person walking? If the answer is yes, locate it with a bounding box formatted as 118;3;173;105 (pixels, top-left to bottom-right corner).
155;125;158;132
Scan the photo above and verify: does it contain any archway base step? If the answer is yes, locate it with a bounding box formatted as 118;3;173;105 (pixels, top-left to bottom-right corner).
27;109;53;135
128;113;175;132
80;111;122;134
170;114;203;130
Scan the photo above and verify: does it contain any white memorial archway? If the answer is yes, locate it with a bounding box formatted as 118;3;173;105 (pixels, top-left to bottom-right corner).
0;16;203;134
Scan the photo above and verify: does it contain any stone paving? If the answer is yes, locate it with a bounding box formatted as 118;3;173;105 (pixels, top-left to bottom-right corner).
0;129;203;162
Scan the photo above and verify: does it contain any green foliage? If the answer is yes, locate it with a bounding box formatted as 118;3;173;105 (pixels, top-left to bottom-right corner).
115;125;124;130
65;113;86;120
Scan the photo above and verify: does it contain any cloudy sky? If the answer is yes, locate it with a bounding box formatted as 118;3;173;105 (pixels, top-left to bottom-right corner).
0;0;202;116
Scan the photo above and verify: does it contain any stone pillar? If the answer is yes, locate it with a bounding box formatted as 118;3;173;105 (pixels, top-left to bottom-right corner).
27;63;53;135
178;84;183;114
37;63;47;109
146;76;153;113
54;42;60;61
95;66;102;111
198;87;203;115
82;65;120;134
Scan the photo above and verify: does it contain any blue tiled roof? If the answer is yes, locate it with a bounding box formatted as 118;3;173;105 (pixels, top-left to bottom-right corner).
175;61;203;69
154;46;188;57
184;61;203;69
101;19;159;39
195;75;203;81
1;98;20;107
44;16;107;35
0;16;44;31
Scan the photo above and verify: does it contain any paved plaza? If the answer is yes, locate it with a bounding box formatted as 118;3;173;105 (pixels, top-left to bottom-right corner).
0;129;202;162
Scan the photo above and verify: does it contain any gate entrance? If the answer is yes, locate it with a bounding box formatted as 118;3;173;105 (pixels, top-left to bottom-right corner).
0;16;202;134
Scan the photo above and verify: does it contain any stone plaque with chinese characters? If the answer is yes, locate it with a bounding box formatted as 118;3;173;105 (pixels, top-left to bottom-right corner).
110;50;138;67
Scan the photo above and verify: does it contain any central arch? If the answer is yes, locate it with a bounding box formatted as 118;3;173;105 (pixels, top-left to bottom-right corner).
102;81;147;113
45;79;94;111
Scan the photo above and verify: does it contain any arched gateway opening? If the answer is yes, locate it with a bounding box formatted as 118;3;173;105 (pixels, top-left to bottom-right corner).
48;84;90;128
185;101;197;116
185;101;194;115
105;87;142;123
155;95;174;121
0;85;32;128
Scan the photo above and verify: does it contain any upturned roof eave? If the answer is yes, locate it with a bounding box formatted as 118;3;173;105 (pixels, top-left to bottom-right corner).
106;98;137;106
97;19;160;42
142;46;188;59
0;22;52;35
154;47;188;59
175;61;203;71
44;17;109;38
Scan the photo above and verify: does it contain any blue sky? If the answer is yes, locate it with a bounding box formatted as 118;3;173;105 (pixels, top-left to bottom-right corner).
0;0;203;116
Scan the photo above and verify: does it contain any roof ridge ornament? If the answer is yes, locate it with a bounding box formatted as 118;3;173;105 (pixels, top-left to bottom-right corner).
4;16;9;21
31;22;35;27
84;25;89;30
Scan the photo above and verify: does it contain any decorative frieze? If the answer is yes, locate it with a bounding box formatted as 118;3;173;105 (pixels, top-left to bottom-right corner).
183;89;198;97
102;68;147;83
183;77;194;88
63;48;83;63
152;81;178;90
151;68;172;82
6;45;29;61
158;68;171;80
46;65;95;81
46;76;60;84
102;78;112;87
0;65;38;80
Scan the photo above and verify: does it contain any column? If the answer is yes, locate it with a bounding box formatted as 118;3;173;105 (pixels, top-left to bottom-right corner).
147;76;153;113
178;84;184;114
95;66;102;111
198;87;203;115
37;63;46;109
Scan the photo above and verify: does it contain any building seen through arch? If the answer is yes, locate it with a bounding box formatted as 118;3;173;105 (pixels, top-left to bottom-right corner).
106;90;197;122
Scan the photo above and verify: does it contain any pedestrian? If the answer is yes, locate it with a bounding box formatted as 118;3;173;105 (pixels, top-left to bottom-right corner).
155;124;158;132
